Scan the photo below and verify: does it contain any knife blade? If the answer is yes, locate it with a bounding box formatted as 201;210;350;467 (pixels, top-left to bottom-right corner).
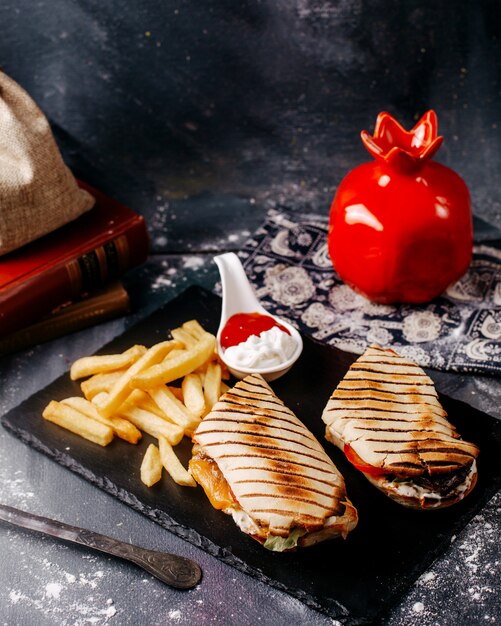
0;503;202;589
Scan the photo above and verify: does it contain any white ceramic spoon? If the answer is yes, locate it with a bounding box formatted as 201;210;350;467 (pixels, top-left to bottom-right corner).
214;252;303;381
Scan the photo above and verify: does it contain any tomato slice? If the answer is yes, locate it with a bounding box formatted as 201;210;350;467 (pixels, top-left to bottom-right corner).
344;444;386;476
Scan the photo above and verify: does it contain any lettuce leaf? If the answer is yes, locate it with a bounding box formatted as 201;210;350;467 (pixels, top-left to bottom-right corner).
263;527;307;552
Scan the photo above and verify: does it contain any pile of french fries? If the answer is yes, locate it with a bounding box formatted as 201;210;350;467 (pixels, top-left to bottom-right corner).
42;320;229;488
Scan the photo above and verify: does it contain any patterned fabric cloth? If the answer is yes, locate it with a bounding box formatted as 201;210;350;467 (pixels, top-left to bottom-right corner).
238;208;501;376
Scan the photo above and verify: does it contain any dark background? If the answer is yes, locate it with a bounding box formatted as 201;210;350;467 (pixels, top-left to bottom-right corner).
0;2;500;625
0;0;499;253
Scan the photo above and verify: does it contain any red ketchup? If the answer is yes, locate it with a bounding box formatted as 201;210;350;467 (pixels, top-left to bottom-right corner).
220;312;290;349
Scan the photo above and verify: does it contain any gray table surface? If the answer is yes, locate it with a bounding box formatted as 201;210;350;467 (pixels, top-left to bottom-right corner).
1;1;500;623
1;254;500;626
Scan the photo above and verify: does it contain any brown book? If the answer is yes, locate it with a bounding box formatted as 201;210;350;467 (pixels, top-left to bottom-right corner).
0;181;149;339
0;282;130;356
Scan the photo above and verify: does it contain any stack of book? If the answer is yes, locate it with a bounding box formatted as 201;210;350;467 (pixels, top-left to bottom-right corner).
0;182;149;356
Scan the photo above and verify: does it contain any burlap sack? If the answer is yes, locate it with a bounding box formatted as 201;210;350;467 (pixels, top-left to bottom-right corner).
0;71;94;256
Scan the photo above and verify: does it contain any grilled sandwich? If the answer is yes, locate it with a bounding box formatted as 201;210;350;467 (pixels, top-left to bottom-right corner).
190;373;358;551
322;344;479;509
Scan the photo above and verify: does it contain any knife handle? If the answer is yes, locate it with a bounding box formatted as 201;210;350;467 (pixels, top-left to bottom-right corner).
0;504;201;589
75;527;202;589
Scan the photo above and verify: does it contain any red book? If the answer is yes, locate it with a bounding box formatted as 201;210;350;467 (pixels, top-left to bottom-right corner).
0;182;149;339
0;282;130;356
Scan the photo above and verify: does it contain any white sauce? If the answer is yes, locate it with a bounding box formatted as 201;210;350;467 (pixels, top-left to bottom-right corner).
228;507;261;536
223;326;296;369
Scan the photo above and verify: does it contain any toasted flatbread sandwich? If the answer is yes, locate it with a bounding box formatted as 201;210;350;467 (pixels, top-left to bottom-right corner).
322;344;479;509
190;373;358;551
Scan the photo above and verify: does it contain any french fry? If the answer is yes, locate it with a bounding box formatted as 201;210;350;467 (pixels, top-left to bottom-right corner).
167;386;183;401
135;393;168;419
181;320;206;339
129;334;216;389
148;386;201;431
42;319;223;491
119;405;184;445
170;327;198;348
96;340;182;418
61;397;141;444
203;362;222;411
125;389;179;423
183;321;219;363
80;370;126;400
181;373;205;419
42;400;113;446
158;436;196;487
140;444;163;487
70;345;147;380
220;381;230;396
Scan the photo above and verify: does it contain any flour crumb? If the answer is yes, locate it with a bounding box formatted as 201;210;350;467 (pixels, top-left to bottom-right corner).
168;609;182;621
151;275;173;291
9;590;22;604
419;571;436;584
412;602;425;613
182;256;204;269
45;582;63;599
104;600;116;619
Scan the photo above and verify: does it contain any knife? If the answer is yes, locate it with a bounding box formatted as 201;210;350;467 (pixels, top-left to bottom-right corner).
0;503;202;589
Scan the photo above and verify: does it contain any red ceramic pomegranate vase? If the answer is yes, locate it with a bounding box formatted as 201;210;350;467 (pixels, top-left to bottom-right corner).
328;110;472;303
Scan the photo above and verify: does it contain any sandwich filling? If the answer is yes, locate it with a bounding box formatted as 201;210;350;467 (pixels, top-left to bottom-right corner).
366;459;478;508
322;344;479;508
190;373;358;550
190;446;305;549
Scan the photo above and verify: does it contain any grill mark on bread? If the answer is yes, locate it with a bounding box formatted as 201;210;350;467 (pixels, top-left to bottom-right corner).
367;446;476;458
241;492;337;512
203;439;331;466
196;429;322;455
214;403;297;421
362;437;458;444
225;388;285;404
345;370;427;380
351;426;448;433
383;461;424;470
326;406;444;417
333;390;439;401
231;470;341;489
234;478;340;500
338;380;434;388
422;459;473;468
222;393;286;412
217;452;335;473
198;419;318;444
329;394;440;405
202;411;312;433
335;415;450;427
239;376;273;392
351;361;422;370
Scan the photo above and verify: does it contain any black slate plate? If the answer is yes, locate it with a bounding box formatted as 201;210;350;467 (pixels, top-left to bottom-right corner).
2;286;500;625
